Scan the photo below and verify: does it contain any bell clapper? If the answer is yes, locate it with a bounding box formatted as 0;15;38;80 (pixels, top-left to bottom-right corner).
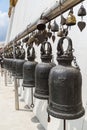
48;113;51;123
64;120;66;130
48;100;51;122
30;88;34;108
52;32;56;43
14;77;19;110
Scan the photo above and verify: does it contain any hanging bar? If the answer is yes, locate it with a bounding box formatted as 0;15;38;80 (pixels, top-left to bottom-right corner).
4;0;84;48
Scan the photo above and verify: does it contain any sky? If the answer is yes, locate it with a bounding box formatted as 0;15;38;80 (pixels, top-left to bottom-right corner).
0;0;9;42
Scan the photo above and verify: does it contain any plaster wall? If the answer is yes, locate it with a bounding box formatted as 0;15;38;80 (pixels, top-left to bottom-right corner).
6;0;87;130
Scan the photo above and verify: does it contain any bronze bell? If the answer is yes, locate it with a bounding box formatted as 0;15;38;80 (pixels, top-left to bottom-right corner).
4;48;13;72
34;41;55;99
4;58;9;70
15;45;25;79
37;19;46;30
0;57;4;69
5;58;12;72
11;46;18;77
66;9;76;26
78;5;86;16
22;44;37;88
3;58;7;69
22;44;37;108
47;36;85;120
8;58;13;73
12;59;17;77
15;59;25;79
60;15;66;25
51;20;59;32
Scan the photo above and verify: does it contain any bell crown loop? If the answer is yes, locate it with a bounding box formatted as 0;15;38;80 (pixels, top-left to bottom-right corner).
27;44;35;61
41;41;52;62
57;36;73;64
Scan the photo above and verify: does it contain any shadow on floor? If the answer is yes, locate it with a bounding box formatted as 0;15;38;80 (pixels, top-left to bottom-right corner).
19;108;33;112
37;124;45;130
31;116;39;123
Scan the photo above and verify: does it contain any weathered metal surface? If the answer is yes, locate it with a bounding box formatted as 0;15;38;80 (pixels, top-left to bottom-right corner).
34;41;55;99
47;36;85;120
23;44;37;88
15;44;25;79
22;61;37;88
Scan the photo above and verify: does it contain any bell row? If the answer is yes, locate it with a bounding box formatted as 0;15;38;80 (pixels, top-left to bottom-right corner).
1;36;85;121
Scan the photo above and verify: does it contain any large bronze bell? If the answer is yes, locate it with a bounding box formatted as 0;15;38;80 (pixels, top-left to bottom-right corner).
4;47;13;72
12;59;17;77
34;41;55;99
15;59;25;79
4;58;11;71
0;56;4;68
22;44;37;88
3;51;8;69
3;58;7;69
22;44;37;108
8;58;13;73
47;36;85;120
15;45;25;79
11;46;18;77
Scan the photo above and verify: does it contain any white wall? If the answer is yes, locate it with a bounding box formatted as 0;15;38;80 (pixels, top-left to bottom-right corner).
6;0;87;130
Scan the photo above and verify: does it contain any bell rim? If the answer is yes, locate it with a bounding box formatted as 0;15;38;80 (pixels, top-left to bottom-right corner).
12;74;16;77
15;75;23;79
34;92;49;100
37;24;46;31
22;83;35;88
47;106;85;120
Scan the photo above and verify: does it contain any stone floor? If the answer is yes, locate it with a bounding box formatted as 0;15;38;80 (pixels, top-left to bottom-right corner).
0;70;45;130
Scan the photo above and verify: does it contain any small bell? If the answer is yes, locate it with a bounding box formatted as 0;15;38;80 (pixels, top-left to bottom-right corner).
57;27;68;37
47;31;52;38
57;27;64;37
77;4;86;32
77;21;86;32
37;19;46;30
60;15;66;25
66;8;76;26
51;20;59;32
63;28;68;36
78;5;86;17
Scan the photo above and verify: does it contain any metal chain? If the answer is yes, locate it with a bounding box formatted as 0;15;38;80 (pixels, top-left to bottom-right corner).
73;56;80;70
71;48;80;70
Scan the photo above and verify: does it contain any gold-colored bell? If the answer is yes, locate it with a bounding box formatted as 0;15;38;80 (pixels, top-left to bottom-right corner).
66;9;76;26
